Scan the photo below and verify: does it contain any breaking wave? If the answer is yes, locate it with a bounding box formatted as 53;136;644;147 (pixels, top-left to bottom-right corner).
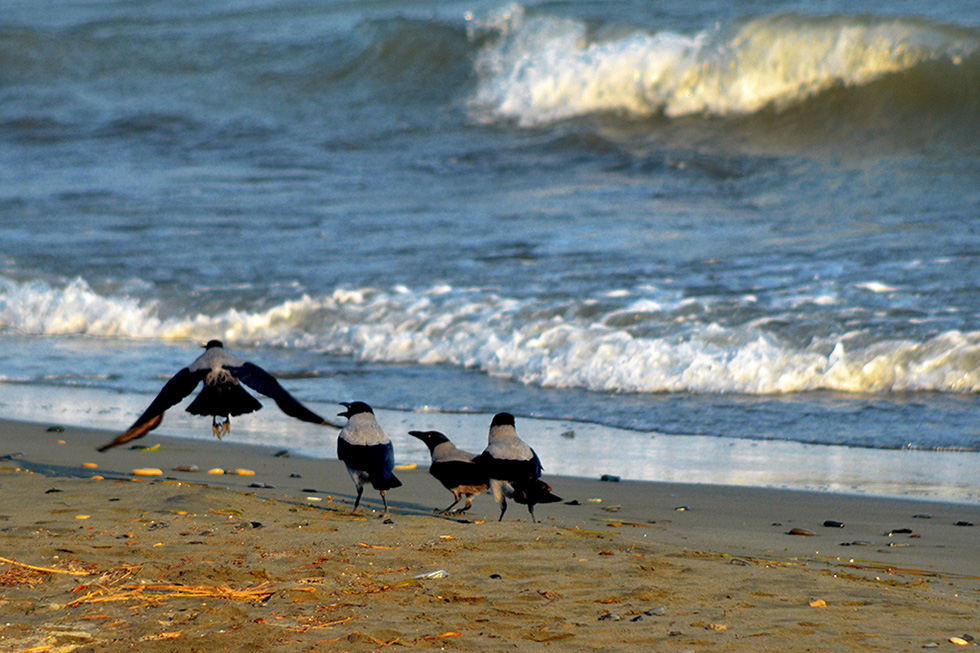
468;5;980;129
5;276;980;395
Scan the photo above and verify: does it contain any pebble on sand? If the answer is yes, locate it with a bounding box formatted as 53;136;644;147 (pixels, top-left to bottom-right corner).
131;468;163;477
787;528;815;536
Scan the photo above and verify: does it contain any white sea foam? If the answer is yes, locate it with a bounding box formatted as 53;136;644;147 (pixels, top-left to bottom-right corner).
4;276;980;395
468;7;980;125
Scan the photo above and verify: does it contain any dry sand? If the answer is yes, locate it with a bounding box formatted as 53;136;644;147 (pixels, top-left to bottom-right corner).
1;418;978;652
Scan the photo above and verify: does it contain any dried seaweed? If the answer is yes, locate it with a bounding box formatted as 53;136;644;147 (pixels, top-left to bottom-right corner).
67;582;276;607
0;555;91;577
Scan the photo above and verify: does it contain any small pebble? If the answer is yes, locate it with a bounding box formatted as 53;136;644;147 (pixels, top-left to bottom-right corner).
912;513;932;519
302;488;319;493
823;520;845;528
46;426;65;432
564;500;581;505
561;430;575;439
840;540;873;546
598;613;620;621
249;521;263;529
645;607;666;616
600;474;620;482
950;637;969;646
248;482;275;489
489;574;502;580
674;506;690;512
273;450;290;458
207;468;224;475
922;643;939;649
603;505;622;513
962;634;975;642
887;542;910;548
415;569;449;579
82;463;98;469
887;528;913;536
953;521;974;527
289;473;302;478
787;528;814;536
630;615;643;622
131;468;163;477
175;465;199;472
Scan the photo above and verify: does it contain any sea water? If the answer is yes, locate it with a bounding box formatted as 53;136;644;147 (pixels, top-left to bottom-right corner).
2;0;980;500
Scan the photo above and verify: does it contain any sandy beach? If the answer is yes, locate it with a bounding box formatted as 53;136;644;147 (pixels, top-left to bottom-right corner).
1;417;978;652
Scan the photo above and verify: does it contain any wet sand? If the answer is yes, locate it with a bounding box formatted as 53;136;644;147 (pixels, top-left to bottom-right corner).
1;418;978;651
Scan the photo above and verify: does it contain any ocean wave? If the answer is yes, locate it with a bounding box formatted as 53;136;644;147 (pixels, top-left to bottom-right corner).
5;276;980;396
467;5;980;126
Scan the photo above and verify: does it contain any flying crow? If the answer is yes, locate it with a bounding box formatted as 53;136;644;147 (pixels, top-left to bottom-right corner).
98;340;330;452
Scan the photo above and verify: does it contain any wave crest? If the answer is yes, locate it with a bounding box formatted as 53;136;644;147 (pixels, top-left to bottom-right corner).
6;277;980;396
468;6;980;125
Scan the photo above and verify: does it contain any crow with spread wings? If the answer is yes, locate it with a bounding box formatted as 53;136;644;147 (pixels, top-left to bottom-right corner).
97;340;334;452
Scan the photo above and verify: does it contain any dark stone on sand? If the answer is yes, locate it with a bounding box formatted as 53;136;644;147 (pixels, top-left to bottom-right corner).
273;450;290;458
46;426;65;432
598;613;620;621
954;521;974;527
786;527;814;536
823;520;845;528
489;574;502;580
564;499;581;505
600;474;620;482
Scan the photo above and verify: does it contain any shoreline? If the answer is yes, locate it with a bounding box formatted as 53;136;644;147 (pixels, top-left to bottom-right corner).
1;417;978;650
2;381;979;504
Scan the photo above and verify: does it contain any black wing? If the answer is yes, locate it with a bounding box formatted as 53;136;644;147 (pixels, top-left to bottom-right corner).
97;367;204;452
474;451;540;483
338;438;402;491
431;459;490;491
228;362;333;427
529;447;544;477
